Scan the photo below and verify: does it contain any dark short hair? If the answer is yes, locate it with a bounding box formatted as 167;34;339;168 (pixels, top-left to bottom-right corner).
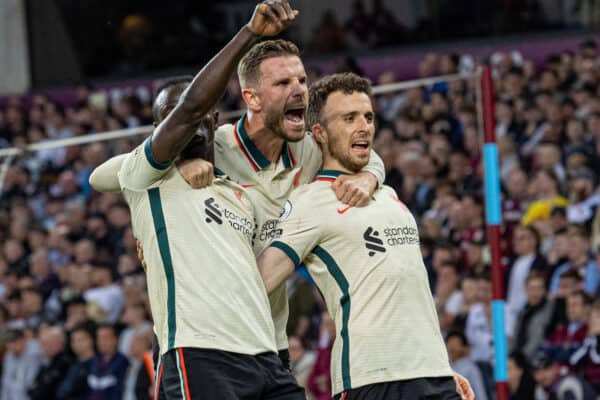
237;40;300;88
307;73;372;127
569;289;593;305
445;331;468;346
152;76;193;121
560;268;582;282
96;323;118;337
70;323;95;339
22;286;43;298
525;271;546;284
440;262;460;276
154;76;193;99
517;224;541;252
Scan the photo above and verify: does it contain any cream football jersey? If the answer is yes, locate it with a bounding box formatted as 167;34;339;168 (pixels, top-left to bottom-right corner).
119;138;277;356
89;115;386;351
214;115;386;350
270;170;453;395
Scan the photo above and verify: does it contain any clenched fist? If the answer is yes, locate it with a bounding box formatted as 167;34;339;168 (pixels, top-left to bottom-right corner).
177;158;214;189
248;0;299;37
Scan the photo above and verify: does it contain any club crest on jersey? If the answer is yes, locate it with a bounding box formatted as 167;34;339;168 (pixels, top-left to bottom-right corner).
279;200;293;222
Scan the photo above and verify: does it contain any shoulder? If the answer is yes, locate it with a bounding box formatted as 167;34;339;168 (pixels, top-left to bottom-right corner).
289;180;333;203
214;178;254;215
214;123;235;147
380;185;399;198
284;181;335;218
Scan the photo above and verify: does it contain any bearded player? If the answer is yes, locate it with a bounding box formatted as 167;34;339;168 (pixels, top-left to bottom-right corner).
258;73;474;400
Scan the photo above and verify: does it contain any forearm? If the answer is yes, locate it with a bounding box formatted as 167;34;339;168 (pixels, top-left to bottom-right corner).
362;150;385;186
151;26;258;163
258;247;296;293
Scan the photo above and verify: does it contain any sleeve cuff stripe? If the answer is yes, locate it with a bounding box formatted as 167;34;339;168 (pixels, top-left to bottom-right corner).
271;241;300;267
144;138;171;170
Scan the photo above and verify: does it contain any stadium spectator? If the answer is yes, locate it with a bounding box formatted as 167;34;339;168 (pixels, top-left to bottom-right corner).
465;273;495;363
57;324;96;400
532;352;596;400
508;352;536;400
28;326;72;400
542;290;591;366
122;330;153;400
435;262;463;334
570;300;600;393
0;328;42;400
510;272;555;360
118;302;151;359
505;225;548;337
88;324;129;400
446;331;489;400
306;313;334;400
549;225;600;295
288;335;317;391
83;264;123;324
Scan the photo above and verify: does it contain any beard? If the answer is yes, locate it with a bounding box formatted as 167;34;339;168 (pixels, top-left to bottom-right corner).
326;132;368;173
263;102;306;142
264;108;287;140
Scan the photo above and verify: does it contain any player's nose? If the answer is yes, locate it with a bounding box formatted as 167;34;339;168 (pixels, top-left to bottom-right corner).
290;78;307;97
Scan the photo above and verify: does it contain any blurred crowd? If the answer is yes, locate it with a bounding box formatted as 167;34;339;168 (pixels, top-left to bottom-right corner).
51;0;591;81
4;38;600;399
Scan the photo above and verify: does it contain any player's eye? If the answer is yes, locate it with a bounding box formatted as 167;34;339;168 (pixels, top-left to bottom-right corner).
344;115;354;122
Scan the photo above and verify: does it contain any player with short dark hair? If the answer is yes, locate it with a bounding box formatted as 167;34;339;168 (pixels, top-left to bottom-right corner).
113;2;306;399
258;73;471;400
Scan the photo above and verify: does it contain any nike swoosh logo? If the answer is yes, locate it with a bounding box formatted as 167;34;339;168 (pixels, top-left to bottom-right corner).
337;206;352;215
241;184;256;188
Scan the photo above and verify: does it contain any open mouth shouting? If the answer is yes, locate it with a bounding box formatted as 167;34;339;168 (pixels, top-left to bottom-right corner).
283;105;306;131
351;138;371;156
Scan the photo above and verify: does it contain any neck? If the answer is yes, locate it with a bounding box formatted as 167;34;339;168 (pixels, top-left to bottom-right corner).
321;154;358;175
80;350;94;361
246;112;284;163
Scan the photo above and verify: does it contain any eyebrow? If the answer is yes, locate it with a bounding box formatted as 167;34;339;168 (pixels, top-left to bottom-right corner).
339;111;374;118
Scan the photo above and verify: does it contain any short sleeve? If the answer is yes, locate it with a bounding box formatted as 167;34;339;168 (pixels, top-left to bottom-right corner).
118;137;172;191
269;189;323;267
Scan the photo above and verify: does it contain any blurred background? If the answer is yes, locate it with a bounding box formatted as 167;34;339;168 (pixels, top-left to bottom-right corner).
3;1;600;400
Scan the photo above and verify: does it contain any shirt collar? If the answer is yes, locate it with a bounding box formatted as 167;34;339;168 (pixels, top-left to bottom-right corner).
314;169;350;182
234;114;296;171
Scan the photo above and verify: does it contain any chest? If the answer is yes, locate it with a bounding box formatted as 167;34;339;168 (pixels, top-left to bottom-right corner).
325;192;420;255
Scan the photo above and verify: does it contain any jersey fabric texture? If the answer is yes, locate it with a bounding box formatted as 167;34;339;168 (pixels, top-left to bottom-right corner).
270;170;453;395
214;115;386;350
119;138;277;357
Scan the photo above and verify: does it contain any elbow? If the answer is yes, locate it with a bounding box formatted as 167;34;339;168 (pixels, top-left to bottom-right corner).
178;93;210;123
89;169;119;193
88;169;102;191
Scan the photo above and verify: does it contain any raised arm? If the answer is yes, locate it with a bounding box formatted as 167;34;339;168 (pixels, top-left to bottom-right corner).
150;1;298;164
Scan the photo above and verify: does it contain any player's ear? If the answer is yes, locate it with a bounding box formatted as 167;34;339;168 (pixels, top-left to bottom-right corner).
312;123;327;144
241;88;261;112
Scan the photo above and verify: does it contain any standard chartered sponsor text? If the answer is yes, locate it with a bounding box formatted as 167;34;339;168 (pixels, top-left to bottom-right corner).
384;226;419;246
